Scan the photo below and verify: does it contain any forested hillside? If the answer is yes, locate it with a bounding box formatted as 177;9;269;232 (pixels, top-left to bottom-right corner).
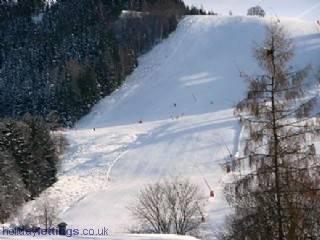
0;115;59;223
0;0;191;126
0;0;209;224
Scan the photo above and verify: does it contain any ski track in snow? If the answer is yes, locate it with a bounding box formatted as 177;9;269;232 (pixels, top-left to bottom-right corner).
17;16;320;240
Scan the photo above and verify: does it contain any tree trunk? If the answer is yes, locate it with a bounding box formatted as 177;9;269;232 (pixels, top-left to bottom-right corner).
270;35;283;240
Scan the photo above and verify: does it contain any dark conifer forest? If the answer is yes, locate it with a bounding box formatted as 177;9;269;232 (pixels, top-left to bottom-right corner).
0;0;191;126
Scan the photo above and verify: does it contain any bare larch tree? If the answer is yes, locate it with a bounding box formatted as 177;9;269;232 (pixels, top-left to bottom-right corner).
221;23;320;240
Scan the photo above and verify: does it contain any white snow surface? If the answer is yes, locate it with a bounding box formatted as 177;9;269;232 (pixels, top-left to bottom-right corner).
183;0;320;21
0;233;198;240
17;16;320;240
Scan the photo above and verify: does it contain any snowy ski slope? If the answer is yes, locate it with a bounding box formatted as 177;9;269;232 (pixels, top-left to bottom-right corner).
18;15;320;240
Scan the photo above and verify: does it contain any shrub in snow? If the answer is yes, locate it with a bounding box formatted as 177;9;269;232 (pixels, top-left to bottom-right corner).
130;178;206;235
16;194;60;230
247;6;265;17
34;195;59;229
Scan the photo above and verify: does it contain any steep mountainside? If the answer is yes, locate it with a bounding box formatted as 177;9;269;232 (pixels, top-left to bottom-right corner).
18;15;320;239
0;0;187;126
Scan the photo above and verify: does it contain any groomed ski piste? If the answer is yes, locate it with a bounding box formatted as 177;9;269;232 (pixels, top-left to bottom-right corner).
5;15;320;240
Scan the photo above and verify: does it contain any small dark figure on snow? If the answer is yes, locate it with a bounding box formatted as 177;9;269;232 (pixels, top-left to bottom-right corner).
57;222;67;236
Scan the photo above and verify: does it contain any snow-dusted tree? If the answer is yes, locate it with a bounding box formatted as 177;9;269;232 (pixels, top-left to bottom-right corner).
35;194;59;230
220;23;320;240
0;150;27;223
130;178;205;235
131;181;172;234
0;117;59;199
247;5;265;17
165;179;206;235
16;194;59;229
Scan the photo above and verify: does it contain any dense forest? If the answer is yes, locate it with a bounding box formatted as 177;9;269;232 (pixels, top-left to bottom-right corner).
0;115;59;223
0;0;207;127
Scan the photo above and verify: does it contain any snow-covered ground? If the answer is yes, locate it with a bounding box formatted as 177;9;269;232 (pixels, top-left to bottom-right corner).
184;0;320;21
14;16;320;240
0;233;199;240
